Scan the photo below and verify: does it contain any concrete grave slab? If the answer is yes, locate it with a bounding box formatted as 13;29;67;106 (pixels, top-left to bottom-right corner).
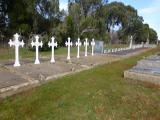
124;54;160;85
70;55;118;67
0;70;28;89
6;60;84;81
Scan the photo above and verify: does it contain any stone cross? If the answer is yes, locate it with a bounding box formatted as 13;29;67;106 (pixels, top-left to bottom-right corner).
8;33;25;67
91;38;95;56
48;37;58;63
129;36;133;49
84;38;89;57
65;37;73;60
31;35;43;64
75;38;82;58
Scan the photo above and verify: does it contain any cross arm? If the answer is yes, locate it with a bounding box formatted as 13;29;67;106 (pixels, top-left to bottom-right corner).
55;42;58;47
8;39;14;47
31;41;35;47
40;41;43;47
20;40;25;47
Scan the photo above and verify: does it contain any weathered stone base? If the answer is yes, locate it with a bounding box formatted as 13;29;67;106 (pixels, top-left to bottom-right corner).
124;70;160;85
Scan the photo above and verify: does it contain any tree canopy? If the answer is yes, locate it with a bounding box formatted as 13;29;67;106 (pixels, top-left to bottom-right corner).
0;0;158;49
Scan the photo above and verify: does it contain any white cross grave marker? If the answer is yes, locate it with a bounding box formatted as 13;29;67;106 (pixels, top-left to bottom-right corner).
8;33;25;67
48;37;58;63
76;38;82;58
65;37;73;60
31;35;43;64
84;38;89;57
129;36;133;49
91;38;95;56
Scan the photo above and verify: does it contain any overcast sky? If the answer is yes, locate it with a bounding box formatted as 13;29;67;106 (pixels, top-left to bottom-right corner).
59;0;160;39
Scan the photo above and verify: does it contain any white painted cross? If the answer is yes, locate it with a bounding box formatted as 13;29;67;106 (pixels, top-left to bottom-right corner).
75;38;82;58
91;38;95;56
129;36;133;49
48;37;58;63
8;33;25;67
31;35;43;64
65;37;73;60
84;38;89;57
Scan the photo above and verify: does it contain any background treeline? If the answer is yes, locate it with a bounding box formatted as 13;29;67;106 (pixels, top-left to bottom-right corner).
0;0;158;49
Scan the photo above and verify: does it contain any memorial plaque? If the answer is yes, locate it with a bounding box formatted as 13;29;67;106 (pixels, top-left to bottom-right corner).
94;40;104;53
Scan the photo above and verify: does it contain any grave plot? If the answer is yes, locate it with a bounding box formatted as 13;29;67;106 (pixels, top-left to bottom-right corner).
107;47;146;56
124;54;160;85
0;70;28;89
0;53;120;97
70;54;119;67
4;54;119;82
5;59;84;82
0;66;38;98
0;33;155;98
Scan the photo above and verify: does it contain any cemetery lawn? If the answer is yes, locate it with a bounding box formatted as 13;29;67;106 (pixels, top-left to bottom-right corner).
0;44;126;60
105;44;128;49
0;47;80;60
0;48;160;119
0;46;92;60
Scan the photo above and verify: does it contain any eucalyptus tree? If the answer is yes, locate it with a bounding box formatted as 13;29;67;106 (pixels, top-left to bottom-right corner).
25;0;60;34
103;2;127;44
68;3;81;38
149;28;158;43
103;2;150;44
68;0;108;39
69;0;107;16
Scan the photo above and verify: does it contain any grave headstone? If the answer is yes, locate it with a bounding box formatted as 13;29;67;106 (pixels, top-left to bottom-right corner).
75;38;82;58
65;37;73;60
48;37;58;63
94;40;104;53
8;33;25;67
84;38;89;57
112;49;114;52
91;38;95;56
31;35;43;64
129;36;133;49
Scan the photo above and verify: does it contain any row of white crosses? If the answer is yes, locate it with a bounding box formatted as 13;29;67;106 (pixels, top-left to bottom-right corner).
104;44;143;54
8;33;95;67
65;38;95;60
104;36;144;54
104;47;130;54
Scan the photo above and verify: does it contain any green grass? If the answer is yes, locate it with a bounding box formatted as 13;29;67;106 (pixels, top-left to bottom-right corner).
0;47;87;60
0;44;128;60
105;44;128;49
0;48;160;120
